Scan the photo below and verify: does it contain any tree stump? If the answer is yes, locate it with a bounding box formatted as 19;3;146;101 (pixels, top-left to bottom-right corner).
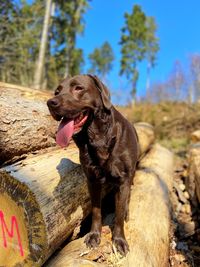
0;124;154;266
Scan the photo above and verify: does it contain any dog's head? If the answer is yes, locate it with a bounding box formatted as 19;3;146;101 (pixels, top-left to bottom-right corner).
47;74;112;147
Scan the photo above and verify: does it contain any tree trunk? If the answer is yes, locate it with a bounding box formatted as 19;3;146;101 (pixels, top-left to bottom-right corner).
0;125;154;267
131;69;138;106
146;61;151;99
45;144;173;267
65;0;82;77
33;0;52;89
0;82;57;165
188;85;194;104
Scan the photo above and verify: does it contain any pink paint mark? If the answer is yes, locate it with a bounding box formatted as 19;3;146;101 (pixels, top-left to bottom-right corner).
0;210;24;257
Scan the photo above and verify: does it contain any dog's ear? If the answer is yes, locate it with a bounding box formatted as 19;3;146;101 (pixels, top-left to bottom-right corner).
87;74;112;110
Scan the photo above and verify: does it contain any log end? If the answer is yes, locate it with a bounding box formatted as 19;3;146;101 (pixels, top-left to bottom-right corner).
0;171;47;266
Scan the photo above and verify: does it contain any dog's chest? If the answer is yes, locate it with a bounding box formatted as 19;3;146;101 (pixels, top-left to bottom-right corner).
87;142;110;166
81;143;124;183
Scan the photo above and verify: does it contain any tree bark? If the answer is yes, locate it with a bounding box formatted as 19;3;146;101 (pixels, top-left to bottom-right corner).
0;82;57;164
0;124;154;267
33;0;52;89
46;144;173;267
65;0;82;77
146;61;151;99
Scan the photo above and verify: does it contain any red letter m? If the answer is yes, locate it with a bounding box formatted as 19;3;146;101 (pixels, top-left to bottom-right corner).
0;210;24;257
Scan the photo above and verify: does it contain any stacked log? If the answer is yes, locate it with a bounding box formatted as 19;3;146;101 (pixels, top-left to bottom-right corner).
0;123;154;266
46;143;173;267
0;82;57;164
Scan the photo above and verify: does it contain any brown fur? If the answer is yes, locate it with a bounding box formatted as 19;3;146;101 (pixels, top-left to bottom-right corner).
47;74;139;255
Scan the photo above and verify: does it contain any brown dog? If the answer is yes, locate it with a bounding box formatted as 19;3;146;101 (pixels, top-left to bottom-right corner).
47;74;139;255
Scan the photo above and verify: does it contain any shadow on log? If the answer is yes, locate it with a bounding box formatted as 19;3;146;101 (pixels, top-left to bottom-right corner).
0;123;154;266
45;144;173;267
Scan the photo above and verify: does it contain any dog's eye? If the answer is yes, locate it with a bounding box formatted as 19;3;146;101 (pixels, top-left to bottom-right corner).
75;86;84;91
55;85;63;96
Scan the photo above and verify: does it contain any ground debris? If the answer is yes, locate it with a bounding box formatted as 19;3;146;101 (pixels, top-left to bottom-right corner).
170;156;200;267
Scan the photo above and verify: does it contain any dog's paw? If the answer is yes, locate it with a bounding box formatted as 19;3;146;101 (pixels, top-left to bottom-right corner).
113;236;129;256
85;231;101;248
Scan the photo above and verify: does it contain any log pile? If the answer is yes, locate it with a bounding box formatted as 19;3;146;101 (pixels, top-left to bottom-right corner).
0;83;174;266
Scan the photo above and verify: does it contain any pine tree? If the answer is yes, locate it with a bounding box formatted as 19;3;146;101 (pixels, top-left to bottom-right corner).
51;0;88;78
119;5;159;103
145;17;159;97
0;0;19;82
88;41;114;79
0;0;44;86
0;0;89;89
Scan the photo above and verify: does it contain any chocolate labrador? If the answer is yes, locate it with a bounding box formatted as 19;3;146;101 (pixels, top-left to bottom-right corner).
47;74;139;255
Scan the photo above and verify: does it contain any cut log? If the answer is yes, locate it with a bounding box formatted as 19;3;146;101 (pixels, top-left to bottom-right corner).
122;143;173;267
46;143;173;267
134;122;154;157
0;124;154;267
187;143;200;205
0;82;57;164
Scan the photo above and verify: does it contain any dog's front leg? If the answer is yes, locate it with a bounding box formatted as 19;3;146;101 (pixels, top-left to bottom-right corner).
113;179;130;256
85;180;102;248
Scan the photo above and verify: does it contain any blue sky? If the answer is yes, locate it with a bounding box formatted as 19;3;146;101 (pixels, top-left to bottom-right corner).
77;0;200;104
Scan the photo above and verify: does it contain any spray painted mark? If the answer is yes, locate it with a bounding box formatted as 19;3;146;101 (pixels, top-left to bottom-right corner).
0;210;24;257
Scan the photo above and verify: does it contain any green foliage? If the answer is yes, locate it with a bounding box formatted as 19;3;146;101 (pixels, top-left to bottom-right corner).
0;0;89;89
119;4;159;100
0;0;43;85
1;1;159;93
51;0;88;79
145;17;159;68
0;1;19;82
88;41;114;78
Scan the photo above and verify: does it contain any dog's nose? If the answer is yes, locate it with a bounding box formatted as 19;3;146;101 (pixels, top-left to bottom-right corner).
47;98;60;108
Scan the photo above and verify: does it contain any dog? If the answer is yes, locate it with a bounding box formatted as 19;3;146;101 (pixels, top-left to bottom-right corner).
47;74;139;255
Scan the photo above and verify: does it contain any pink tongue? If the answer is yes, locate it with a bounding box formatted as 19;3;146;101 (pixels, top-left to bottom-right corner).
56;119;74;148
